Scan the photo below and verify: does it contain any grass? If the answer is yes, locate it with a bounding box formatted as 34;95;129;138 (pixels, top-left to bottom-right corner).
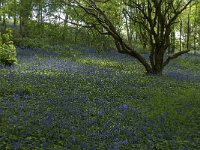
0;47;200;149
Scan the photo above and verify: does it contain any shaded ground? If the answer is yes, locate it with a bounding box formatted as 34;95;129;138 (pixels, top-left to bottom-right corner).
0;48;200;149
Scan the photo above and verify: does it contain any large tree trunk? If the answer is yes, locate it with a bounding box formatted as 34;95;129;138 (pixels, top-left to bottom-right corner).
152;54;164;75
149;44;165;75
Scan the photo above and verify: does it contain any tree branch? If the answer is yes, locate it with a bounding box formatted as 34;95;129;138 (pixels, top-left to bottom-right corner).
163;50;190;67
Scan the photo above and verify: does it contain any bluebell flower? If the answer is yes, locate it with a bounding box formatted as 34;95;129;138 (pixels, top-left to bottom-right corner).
43;113;54;126
120;104;128;111
80;141;88;149
0;107;3;114
70;137;77;145
10;116;19;124
160;115;166;123
182;147;189;150
12;141;21;150
89;146;96;150
120;138;128;145
113;142;119;150
132;136;139;142
42;141;50;149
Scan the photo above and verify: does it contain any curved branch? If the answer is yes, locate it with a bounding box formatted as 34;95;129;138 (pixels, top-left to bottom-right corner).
74;0;152;73
163;50;190;67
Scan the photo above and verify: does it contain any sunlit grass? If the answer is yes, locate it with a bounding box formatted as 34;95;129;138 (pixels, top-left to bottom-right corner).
77;57;124;69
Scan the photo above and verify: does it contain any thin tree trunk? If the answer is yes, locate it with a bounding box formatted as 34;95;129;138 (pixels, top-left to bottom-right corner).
19;13;23;35
171;31;175;53
187;6;191;51
3;14;6;31
0;0;2;22
180;20;182;52
193;3;198;54
14;16;17;27
187;14;190;51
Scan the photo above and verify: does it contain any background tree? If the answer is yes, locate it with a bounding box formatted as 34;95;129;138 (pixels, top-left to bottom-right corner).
19;0;33;36
73;0;193;74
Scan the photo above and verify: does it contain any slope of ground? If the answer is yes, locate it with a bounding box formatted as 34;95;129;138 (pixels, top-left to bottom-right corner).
0;48;200;149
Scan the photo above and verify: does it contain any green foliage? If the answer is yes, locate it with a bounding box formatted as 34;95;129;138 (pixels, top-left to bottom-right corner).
89;34;114;53
51;45;81;59
0;29;17;66
13;37;49;49
0;86;14;97
77;57;125;70
15;85;32;97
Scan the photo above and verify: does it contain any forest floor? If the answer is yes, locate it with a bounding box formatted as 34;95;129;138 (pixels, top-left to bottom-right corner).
0;47;200;149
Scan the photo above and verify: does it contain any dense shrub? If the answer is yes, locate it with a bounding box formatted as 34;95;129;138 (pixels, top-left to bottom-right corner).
13;37;49;49
0;29;17;66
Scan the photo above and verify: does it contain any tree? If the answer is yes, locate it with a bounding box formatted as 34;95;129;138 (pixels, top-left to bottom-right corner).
19;0;33;36
73;0;193;74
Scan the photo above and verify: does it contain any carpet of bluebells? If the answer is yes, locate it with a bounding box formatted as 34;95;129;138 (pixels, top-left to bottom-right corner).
0;47;200;149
